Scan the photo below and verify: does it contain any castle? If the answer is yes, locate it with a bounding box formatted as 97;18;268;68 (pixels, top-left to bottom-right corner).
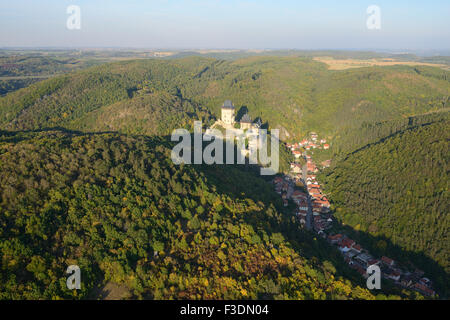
221;100;235;126
220;100;261;132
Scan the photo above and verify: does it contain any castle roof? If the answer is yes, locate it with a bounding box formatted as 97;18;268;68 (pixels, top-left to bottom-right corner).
221;100;235;109
240;113;252;123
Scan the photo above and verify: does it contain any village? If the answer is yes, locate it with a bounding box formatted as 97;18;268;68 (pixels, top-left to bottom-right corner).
208;101;436;298
273;132;437;298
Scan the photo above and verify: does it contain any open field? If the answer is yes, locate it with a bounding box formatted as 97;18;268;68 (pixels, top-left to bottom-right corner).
314;56;450;71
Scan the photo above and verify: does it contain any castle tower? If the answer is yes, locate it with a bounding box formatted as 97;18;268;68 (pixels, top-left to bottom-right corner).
240;113;252;130
221;100;235;125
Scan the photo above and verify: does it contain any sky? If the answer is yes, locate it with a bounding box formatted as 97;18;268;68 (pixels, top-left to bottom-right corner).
0;0;449;51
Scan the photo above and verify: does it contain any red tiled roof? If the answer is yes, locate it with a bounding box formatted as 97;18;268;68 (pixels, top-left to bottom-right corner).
414;283;435;296
368;259;379;266
381;256;394;265
341;239;355;248
328;234;343;241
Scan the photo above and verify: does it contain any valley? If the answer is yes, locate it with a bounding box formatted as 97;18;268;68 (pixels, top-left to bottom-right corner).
0;50;448;300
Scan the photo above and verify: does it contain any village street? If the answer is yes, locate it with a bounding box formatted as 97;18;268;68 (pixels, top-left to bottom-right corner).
272;133;437;298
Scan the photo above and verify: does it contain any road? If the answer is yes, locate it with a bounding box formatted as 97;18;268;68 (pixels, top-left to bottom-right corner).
302;161;313;231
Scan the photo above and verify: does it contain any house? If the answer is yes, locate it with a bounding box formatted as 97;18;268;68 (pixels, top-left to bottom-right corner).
293;150;302;158
328;234;343;244
385;269;401;282
381;256;395;267
308;186;321;192
292;190;307;197
390;271;401;282
323;144;330;150
368;259;380;267
298;204;308;212
339;238;355;253
309;188;322;198
354;253;373;267
345;249;360;259
414;283;435;297
240;113;253;130
321;160;331;168
274;176;283;184
350;264;368;277
419;277;433;287
320;139;327;144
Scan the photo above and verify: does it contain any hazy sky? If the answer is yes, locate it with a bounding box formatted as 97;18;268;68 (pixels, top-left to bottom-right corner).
1;0;449;50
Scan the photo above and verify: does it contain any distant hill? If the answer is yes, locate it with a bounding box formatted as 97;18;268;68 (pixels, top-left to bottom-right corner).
0;56;449;141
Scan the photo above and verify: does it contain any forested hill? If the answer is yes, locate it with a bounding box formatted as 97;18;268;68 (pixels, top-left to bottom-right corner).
0;130;379;300
320;118;449;294
0;55;448;299
0;56;449;140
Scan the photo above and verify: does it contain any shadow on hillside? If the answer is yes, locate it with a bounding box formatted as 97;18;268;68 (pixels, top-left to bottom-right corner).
236;106;249;121
195;159;449;298
334;223;449;297
177;135;449;298
0;127;127;143
2;127;447;299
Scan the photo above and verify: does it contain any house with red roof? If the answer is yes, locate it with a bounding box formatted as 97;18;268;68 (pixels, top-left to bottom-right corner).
414;283;435;296
293;150;302;158
386;270;401;282
328;234;343;244
368;259;380;267
381;256;395;267
352;244;362;253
